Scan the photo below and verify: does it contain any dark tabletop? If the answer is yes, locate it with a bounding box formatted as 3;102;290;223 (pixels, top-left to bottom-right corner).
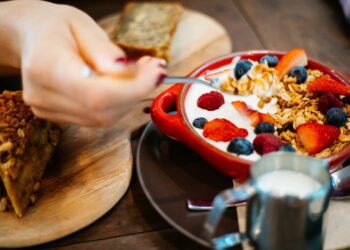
4;0;350;249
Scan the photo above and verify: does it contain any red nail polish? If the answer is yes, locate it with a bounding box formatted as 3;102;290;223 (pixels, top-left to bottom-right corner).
115;57;127;64
156;73;167;86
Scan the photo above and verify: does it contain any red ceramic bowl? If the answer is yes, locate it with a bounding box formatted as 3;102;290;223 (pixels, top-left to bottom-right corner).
151;50;350;182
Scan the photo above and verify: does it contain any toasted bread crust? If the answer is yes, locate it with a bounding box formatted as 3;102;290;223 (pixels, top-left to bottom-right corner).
113;2;183;61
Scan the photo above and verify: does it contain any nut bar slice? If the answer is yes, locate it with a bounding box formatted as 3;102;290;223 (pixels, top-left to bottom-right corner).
113;2;183;61
0;91;59;217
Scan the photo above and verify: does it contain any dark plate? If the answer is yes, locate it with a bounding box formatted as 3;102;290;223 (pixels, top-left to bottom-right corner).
136;122;239;248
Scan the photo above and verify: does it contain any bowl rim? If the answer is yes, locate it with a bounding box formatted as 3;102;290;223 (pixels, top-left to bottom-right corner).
177;50;350;166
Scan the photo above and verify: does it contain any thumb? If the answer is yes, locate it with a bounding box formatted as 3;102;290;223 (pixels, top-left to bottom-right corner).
70;11;129;75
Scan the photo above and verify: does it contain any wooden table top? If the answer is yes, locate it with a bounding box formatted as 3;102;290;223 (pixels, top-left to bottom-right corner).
4;0;349;249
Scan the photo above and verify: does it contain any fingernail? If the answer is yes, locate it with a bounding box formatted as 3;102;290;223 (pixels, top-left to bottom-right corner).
156;73;167;86
115;57;127;64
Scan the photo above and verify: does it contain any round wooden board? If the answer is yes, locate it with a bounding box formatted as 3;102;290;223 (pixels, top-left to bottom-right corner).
0;8;231;248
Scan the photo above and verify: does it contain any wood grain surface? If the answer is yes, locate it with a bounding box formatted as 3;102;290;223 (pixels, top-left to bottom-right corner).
0;8;232;248
0;99;152;248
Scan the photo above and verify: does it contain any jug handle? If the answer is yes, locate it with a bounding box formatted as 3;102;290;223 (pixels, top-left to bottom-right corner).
203;183;255;250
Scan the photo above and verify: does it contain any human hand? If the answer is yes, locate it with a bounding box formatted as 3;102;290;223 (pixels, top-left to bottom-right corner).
0;1;166;127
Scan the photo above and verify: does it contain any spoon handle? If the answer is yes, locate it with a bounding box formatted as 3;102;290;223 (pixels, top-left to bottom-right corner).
164;76;212;86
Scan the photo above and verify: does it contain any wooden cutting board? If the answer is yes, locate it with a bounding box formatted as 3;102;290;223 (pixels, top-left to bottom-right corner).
0;8;231;248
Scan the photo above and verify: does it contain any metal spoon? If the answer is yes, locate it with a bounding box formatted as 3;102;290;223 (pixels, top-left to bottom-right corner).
187;165;350;211
164;76;223;91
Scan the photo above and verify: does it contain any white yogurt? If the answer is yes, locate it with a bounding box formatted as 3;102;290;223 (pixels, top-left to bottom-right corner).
184;83;277;161
256;170;321;197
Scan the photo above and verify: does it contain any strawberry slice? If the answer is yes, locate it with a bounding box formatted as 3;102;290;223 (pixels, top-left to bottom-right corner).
275;49;308;79
203;118;248;142
232;101;275;127
307;75;350;96
261;113;275;126
296;122;340;154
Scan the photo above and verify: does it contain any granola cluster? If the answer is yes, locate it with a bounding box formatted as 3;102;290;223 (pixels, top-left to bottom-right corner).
219;62;350;158
221;62;283;105
274;70;350;158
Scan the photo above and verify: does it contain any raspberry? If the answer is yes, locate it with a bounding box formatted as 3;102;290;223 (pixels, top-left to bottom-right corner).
203;118;248;142
318;92;343;114
253;133;283;155
197;91;224;111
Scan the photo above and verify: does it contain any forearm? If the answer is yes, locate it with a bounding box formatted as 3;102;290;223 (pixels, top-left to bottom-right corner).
0;1;24;74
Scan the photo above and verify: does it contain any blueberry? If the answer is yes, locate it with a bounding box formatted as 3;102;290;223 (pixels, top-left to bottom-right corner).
279;144;296;152
234;60;253;80
326;107;347;127
254;122;275;134
260;55;279;67
227;138;253;155
192;117;208;129
288;66;307;84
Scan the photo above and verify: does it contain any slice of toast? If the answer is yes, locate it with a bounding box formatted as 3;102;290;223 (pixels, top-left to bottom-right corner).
0;91;60;217
113;2;183;62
